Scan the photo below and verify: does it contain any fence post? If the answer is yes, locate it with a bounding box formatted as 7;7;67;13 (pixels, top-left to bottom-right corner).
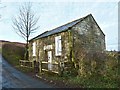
39;61;42;73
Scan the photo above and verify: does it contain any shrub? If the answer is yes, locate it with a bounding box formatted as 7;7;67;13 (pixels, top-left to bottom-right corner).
77;51;106;77
103;51;119;87
75;51;119;88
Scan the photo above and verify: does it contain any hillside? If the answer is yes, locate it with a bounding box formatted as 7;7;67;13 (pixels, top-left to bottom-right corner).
0;40;26;48
1;40;26;66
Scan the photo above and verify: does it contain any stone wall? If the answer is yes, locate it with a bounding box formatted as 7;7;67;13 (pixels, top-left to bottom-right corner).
29;31;72;74
71;15;106;76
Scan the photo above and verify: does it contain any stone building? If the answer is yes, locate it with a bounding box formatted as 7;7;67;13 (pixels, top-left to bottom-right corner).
29;14;105;75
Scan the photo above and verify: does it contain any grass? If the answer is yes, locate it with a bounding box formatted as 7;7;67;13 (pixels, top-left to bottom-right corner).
37;71;119;88
69;75;118;88
16;65;34;73
1;41;119;88
2;41;25;66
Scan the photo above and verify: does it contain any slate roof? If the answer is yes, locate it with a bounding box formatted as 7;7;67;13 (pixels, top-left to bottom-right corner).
30;14;104;41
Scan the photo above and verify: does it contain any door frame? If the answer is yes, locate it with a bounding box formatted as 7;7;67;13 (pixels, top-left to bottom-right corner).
48;51;52;70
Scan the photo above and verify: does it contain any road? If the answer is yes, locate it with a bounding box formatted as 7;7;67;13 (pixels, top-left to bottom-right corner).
0;54;54;88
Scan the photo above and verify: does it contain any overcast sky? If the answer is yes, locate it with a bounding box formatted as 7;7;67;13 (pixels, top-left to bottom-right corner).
0;0;118;51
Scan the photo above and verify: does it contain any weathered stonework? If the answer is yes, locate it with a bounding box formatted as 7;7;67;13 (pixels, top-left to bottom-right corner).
29;31;72;74
29;14;106;75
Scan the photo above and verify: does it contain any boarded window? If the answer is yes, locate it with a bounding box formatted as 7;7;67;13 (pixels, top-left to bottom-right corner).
33;42;36;56
55;36;62;56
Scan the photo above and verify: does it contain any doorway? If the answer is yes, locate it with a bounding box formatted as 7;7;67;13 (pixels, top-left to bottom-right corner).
48;51;52;70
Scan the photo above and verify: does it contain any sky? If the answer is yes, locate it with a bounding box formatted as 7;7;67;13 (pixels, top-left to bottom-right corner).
0;0;118;51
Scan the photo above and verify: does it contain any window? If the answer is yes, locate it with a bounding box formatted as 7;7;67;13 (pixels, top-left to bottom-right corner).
55;36;62;56
33;42;36;56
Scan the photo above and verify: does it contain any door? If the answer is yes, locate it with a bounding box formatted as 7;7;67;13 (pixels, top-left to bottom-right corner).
48;51;52;70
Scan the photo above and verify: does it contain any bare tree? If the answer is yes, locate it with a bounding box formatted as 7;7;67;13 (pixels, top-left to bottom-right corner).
12;2;39;60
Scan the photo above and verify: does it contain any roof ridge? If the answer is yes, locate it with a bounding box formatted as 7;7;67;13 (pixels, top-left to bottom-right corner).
49;14;91;31
29;14;92;41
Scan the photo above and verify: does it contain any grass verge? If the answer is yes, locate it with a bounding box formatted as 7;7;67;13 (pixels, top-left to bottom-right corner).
37;72;119;88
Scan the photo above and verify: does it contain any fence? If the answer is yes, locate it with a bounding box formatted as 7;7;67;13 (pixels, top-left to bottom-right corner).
19;60;33;68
